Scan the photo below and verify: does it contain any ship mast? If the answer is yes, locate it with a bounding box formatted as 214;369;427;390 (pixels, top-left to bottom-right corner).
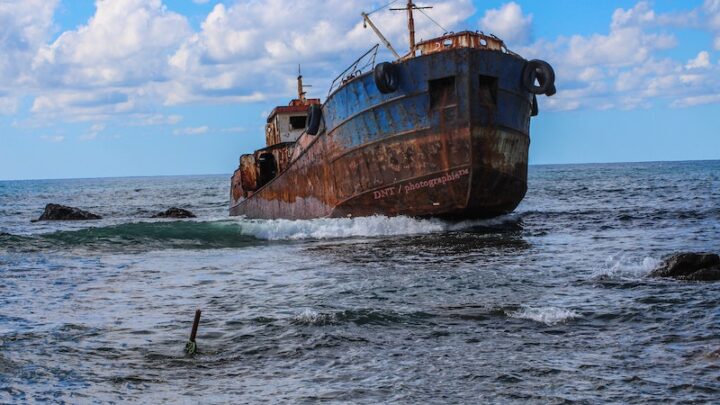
407;1;416;52
297;65;311;103
391;1;432;56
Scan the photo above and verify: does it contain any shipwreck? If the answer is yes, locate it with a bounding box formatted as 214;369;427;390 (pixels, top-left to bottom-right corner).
230;1;556;219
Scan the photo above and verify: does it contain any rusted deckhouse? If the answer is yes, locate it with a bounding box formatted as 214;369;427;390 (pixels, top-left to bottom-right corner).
230;1;556;219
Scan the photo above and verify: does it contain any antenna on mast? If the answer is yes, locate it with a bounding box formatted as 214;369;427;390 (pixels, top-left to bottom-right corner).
390;1;432;56
297;64;311;103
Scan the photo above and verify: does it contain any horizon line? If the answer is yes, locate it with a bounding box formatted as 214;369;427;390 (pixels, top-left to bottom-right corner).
1;158;718;182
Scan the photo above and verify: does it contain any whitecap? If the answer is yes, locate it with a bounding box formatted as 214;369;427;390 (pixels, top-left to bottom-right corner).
507;306;581;325
232;214;518;241
591;254;661;279
291;309;336;326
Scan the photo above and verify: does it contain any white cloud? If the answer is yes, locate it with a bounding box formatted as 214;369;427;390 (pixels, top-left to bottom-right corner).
704;0;720;49
220;127;246;133
514;1;720;111
0;0;58;86
0;96;18;115
1;0;720;124
611;1;656;30
686;51;711;69
33;0;191;89
131;113;183;126
31;90;133;116
79;123;106;141
173;126;209;135
1;0;475;120
90;123;105;132
166;0;474;104
40;135;65;143
479;2;532;45
672;93;720;107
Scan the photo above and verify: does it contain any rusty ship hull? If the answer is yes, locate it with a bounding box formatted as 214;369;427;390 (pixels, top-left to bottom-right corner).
230;43;538;220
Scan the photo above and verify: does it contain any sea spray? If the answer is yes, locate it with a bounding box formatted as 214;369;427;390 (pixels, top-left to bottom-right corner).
507;306;581;325
591;254;662;280
234;214;520;241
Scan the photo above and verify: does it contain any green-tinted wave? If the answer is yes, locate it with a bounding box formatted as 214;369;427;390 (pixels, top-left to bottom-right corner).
1;221;261;252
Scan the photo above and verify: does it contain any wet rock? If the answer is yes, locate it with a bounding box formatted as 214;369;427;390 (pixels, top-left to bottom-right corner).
151;207;196;219
35;203;102;221
649;252;720;281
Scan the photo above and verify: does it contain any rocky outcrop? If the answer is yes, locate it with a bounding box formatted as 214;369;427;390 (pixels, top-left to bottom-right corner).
151;207;196;218
649;252;720;281
35;204;102;221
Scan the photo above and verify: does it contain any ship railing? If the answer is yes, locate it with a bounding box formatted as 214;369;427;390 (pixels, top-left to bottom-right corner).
328;44;380;96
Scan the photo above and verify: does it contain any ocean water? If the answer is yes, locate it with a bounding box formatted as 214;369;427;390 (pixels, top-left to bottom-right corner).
1;160;719;403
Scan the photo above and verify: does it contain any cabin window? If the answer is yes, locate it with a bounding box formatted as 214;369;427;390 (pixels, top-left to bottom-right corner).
289;116;307;130
478;75;498;107
429;76;456;109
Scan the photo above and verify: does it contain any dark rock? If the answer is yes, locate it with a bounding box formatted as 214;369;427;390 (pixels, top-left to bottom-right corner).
684;266;720;281
151;207;196;219
649;252;720;281
36;204;102;221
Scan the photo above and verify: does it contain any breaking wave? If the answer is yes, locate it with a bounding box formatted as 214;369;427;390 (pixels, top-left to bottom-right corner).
507;306;581;325
0;215;519;252
235;214;518;240
291;308;431;326
591;254;661;280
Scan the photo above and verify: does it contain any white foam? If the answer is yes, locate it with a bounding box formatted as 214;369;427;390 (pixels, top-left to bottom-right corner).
507;306;581;325
292;309;336;325
591;254;661;279
232;214;517;241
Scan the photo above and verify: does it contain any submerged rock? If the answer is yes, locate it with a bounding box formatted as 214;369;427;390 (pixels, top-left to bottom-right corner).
649;252;720;281
35;203;102;221
151;207;196;219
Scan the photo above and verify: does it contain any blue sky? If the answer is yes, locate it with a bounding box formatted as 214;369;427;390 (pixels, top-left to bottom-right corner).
1;0;719;180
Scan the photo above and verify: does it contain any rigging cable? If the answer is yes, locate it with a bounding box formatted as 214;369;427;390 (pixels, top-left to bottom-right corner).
418;8;448;33
366;0;401;16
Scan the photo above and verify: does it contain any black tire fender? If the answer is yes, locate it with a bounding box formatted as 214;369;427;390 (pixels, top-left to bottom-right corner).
374;62;399;94
522;59;556;96
306;104;322;135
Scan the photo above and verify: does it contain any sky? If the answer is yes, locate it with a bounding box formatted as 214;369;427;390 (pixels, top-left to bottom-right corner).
0;0;719;180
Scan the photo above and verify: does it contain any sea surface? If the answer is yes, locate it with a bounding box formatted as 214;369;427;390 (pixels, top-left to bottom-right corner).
1;160;719;404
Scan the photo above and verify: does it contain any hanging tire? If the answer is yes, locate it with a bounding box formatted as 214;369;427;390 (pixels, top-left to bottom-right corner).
306;104;322;135
522;59;555;96
374;62;399;94
546;83;557;97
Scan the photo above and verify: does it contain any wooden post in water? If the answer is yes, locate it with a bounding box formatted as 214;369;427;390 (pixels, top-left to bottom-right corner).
185;309;202;355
